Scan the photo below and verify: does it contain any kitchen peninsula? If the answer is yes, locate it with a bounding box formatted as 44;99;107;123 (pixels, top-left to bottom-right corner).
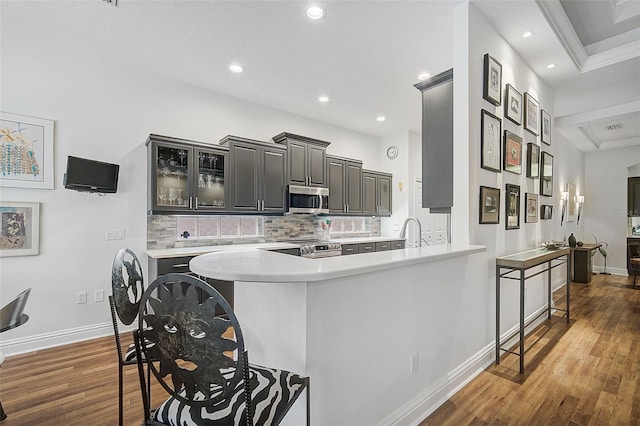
189;243;485;425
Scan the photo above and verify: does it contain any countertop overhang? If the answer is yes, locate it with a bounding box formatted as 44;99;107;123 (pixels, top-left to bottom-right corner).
189;244;486;283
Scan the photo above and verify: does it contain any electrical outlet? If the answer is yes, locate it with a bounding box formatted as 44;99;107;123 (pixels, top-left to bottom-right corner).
105;228;125;240
410;352;419;374
94;289;105;303
77;291;87;304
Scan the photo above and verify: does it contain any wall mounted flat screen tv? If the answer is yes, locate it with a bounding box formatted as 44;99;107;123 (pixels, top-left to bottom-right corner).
63;156;119;193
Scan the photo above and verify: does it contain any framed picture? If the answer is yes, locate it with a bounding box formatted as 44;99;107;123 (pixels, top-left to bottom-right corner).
479;186;500;224
524;93;539;136
503;130;522;174
540;151;554;196
504;84;522;125
505;184;520;230
566;182;576;222
483;54;502;106
541;205;553;220
541;109;552;145
526;142;540;178
481;109;502;172
0;202;40;257
0;112;55;189
525;193;538;223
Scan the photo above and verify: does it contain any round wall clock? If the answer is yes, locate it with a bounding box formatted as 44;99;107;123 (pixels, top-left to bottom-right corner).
386;146;398;159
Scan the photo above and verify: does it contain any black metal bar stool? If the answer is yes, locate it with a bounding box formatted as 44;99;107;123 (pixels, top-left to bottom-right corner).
0;288;31;422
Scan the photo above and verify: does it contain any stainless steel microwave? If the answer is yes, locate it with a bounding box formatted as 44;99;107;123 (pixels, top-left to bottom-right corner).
287;185;329;214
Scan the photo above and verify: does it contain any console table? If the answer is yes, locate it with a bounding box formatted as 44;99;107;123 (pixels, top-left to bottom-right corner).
496;247;571;373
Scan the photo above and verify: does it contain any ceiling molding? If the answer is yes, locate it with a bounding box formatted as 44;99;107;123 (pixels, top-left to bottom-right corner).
583;39;640;71
555;100;640;127
536;0;640;73
535;0;588;69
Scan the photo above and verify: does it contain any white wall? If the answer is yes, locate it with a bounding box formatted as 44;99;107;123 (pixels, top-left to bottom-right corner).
585;146;640;274
465;4;585;336
0;5;382;354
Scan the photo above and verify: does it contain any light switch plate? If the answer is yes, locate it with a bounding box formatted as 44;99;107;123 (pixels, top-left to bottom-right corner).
105;228;125;240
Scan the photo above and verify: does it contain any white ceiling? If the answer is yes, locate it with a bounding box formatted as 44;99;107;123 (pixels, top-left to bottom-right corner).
3;0;639;152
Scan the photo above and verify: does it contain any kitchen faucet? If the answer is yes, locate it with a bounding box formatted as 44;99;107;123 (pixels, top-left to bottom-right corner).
399;217;423;247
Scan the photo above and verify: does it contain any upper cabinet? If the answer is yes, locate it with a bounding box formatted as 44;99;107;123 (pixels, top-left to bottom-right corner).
362;170;392;217
146;134;228;215
414;69;453;214
326;155;363;215
273;132;330;187
220;136;286;214
629;177;640;216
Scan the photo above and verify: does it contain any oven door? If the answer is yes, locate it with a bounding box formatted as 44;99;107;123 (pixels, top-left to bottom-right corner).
287;185;329;214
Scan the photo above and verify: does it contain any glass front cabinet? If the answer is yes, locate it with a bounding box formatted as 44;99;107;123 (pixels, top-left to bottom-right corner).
147;135;228;214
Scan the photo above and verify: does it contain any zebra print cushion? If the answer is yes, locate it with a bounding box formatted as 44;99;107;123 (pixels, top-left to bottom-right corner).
124;342;137;362
153;363;308;425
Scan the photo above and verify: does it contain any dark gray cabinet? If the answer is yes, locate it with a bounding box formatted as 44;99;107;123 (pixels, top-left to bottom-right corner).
362;170;392;216
146;134;228;215
149;256;233;316
273;132;330;187
629;177;640;216
342;239;404;256
220;136;286;213
414;69;453;213
327;155;363;214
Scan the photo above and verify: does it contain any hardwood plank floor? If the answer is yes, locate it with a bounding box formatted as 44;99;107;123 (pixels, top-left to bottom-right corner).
0;274;637;425
0;333;169;426
421;273;640;426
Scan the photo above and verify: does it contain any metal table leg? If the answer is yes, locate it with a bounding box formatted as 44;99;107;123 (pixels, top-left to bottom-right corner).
547;260;552;319
496;265;501;365
519;268;525;374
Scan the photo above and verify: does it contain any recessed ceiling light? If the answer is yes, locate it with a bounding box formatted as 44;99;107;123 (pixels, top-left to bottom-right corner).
376;116;386;122
546;63;556;69
522;31;533;38
318;95;330;103
306;6;325;20
417;72;431;81
229;64;244;73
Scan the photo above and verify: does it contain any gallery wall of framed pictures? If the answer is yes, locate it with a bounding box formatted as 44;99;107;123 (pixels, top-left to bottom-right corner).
478;52;555;226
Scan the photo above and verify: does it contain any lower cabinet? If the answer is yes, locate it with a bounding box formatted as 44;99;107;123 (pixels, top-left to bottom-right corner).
341;239;405;256
149;256;233;316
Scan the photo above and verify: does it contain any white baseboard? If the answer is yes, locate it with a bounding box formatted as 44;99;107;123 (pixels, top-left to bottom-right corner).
0;322;116;357
377;305;553;426
591;266;627;276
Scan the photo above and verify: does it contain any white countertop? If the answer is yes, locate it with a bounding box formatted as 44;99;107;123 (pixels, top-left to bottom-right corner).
146;236;406;259
189;244;486;282
146;242;299;259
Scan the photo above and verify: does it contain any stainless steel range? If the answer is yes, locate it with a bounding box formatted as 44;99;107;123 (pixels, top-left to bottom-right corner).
271;240;342;258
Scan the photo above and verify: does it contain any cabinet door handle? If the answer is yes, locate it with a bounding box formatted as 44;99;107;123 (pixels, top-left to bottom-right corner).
347;204;349;213
192;197;197;210
172;263;189;268
261;200;265;211
257;200;261;210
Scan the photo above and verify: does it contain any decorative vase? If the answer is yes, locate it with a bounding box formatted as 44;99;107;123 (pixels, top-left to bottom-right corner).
568;233;577;247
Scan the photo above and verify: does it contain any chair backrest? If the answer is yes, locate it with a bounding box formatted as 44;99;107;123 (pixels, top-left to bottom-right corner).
111;248;145;326
135;273;249;415
0;288;31;332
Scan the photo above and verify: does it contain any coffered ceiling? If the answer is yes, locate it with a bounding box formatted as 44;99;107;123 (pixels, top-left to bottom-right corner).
1;0;639;152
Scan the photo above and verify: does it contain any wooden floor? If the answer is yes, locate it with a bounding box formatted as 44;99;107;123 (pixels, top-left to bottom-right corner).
0;333;169;426
0;274;637;425
421;273;640;426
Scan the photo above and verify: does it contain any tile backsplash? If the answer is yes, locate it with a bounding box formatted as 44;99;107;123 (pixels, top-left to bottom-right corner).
147;214;381;249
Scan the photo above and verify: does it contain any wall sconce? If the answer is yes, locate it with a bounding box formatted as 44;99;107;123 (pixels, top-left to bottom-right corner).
576;195;585;225
561;191;569;226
